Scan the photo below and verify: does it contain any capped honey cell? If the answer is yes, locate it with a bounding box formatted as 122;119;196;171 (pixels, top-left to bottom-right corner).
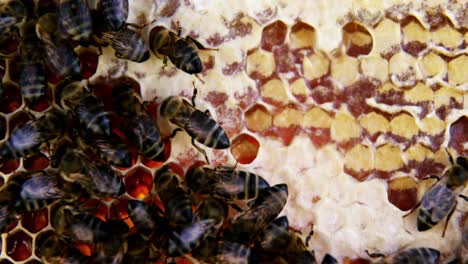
433;86;463;109
273;106;303;128
342;21;373;57
289;78;309;101
372;18;401;57
303;51;330;81
447;55;468;86
360;55;388;83
420;52;447;79
303;107;332;129
245;104;273;132
431;23;463;51
390;113;419;139
260;78;289;105
331;111;361;142
403;82;433;104
230;133;260;164
344;144;374;181
405;143;434;163
387;176;417;211
375;144;404;177
331;54;359;87
389;51;420;87
359;112;390;135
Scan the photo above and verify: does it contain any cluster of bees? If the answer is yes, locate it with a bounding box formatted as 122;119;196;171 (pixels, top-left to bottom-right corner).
0;0;466;263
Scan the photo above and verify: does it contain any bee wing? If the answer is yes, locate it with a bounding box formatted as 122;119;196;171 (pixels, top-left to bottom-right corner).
209;169;244;197
8;123;42;150
421;184;456;223
19;174;62;200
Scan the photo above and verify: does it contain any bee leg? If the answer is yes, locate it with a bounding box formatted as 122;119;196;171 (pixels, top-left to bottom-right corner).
421;174;440;182
305;229;314;247
186;36;218;51
169;128;183;139
191;138;210;164
365;250;385;258
229;203;243;212
442;202;457;237
126;19;157;30
194;74;205;84
191;83;198;106
459;194;468;201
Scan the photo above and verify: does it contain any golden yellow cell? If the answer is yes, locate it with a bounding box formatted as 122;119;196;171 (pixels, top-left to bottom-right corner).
389;51;420;86
245;107;273;132
331;111;361;142
420;52;447;78
290;78;309;98
344;144;374;171
360;55;388;82
290;23;316;49
420;116;446;136
434;86;463;108
331;54;359;86
372;19;401;55
303;107;332;128
273;107;303;128
406;143;434;162
402;20;430;44
260;78;289;103
432;24;463;50
359;112;390;134
388;176;417;191
246;49;275;77
448;55;468;86
375;144;404;171
403;82;433;103
303;51;330;80
390;113;419;139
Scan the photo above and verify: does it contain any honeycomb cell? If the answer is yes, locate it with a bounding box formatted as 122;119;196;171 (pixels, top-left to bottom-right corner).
23;152;50;171
344;144;374;181
0;32;20;56
125;166;153;199
352;0;384;26
303;107;332;129
389;51;420;87
290;21;316;50
431;23;463;51
309;80;335;104
273;44;298;74
342;22;373;57
230;133;260;164
420;52;447;79
405;144;444;178
447;55;468;86
434;86;463;109
331;54;359;87
109;199;133;228
273;107;303;128
79;48;100;80
406;143;433;163
390;113;419;140
6;230;32;261
403;82;433;104
374;144;404;178
339;78;378;116
401;17;430;56
261;20;288;51
359;112;389;136
372;19;401;58
260;78;289;105
8;111;31;134
303;51;330;81
245;104;273;132
0;159;20;174
141;139;171;169
387;176;417;211
35;230;57;258
330;111;361;143
289;78;309;102
21;208;48;233
420;116;445;136
449;116;468;155
246;49;275;79
29;94;50;113
0;82;22;114
360;55;388;82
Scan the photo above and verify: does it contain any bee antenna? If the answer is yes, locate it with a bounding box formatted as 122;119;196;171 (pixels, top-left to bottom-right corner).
194;74;205;84
365;249;385;258
445;148;454;165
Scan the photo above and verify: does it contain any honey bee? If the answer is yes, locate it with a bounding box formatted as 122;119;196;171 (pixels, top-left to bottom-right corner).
194;198;227;225
123;233;163;264
149;26;214;74
0;109;64;160
36;232;90;264
0;0;26;36
94;218;130;263
0;203;16;234
154;166;193;225
95;0;128;31
57;0;93;43
224;184;289;243
79;134;132;167
56;81;112;137
186;165;270;201
0;171;64;213
193;238;253;264
160;88;230;163
366;247;440;264
36;12;81;80
18;20;47;106
127;199;167;238
166;218;216;257
404;154;468;236
112;81;165;161
100;26;150;62
53;147;126;198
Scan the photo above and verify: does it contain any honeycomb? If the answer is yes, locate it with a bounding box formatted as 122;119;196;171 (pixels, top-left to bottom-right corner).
0;0;467;263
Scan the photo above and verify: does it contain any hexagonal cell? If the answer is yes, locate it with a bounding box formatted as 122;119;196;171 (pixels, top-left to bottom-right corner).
272;44;298;74
261;20;288;51
35;230;58;259
401;16;430;56
352;1;384;26
230;133;260;164
344;144;374;181
0;82;22;114
338;79;378;117
109;199;133;228
330;111;361;143
359;55;388;83
260;78;289;106
125;166;153;199
449;116;467;155
403;82;433;104
303;51;330;81
359;112;390;138
273;107;303;128
246;48;275;80
78;47;100;80
372;18;401;58
7;111;31;134
6;230;33;261
290;21;316;50
342;22;373;57
330;54;359;87
420;52;447;79
245;104;273;133
387;176;417;211
23;152;50;171
21;208;48;233
29;93;51;113
390;113;419;140
448;55;467;86
433;86;463;110
0;32;20;56
141;138;171;168
374;144;404;179
420;116;445;137
389;51;420;87
0;159;20;174
431;23;463;51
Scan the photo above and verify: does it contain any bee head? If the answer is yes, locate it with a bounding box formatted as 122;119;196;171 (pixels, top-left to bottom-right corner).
149;26;171;54
5;0;26;18
447;164;468;189
36;13;58;43
160;96;183;119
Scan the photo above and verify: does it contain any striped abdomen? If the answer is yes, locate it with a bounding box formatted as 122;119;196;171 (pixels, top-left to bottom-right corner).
102;27;149;62
168;39;202;74
184;110;230;149
93;137;132;167
44;40;81;79
0;123;42;159
392;247;440;264
100;0;128;31
88;164;125;197
167;219;216;257
75;95;112;137
165;192;193;225
19;62;47;105
417;184;456;231
58;0;92;43
122;115;165;161
213;168;270;200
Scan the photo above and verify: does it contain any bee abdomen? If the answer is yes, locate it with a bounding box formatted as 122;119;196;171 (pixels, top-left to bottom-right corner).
166;219;216;257
100;0;128;31
172;40;202;74
44;41;81;79
19;64;47;104
75;95;112;136
190;111;230;149
393;247;440;264
166;192;193;225
0;123;42;159
58;0;93;42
